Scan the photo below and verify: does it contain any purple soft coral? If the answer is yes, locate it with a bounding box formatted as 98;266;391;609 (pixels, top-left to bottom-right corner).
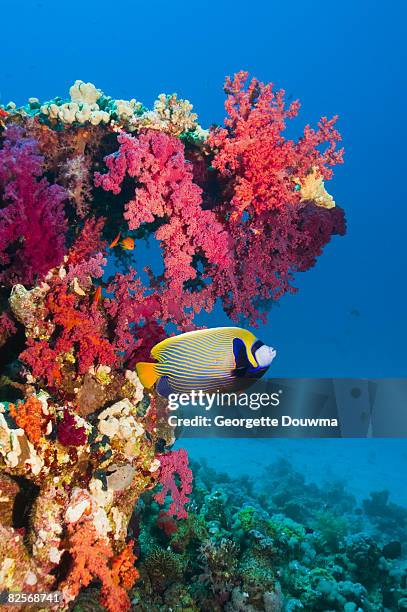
0;126;67;286
57;409;87;447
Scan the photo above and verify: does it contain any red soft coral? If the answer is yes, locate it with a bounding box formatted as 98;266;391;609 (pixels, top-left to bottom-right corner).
21;283;117;389
9;396;49;445
209;71;343;218
156;510;178;537
61;522;132;612
154;449;193;519
204;72;345;322
19;217;116;390
0;126;67;285
66;216;107;267
111;540;139;590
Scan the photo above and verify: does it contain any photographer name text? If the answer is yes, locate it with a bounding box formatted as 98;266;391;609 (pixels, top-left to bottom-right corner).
168;415;338;429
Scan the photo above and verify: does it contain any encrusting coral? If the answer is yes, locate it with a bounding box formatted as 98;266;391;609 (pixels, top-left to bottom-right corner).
0;73;345;609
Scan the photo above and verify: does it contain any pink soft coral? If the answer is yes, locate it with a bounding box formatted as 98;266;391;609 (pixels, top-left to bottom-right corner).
293;202;346;271
95;129;232;298
0;126;67;285
154;449;193;519
66;217;107;287
104;269;163;360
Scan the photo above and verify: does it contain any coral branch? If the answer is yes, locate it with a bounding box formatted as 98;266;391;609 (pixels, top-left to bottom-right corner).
154;449;193;519
61;522;132;612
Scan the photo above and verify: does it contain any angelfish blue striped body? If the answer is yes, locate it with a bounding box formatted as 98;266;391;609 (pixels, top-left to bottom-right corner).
135;327;277;397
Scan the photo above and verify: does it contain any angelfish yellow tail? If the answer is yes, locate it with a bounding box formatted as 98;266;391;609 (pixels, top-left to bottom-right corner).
136;362;160;388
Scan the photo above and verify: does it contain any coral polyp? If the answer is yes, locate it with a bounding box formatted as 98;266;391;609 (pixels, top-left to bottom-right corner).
0;74;345;609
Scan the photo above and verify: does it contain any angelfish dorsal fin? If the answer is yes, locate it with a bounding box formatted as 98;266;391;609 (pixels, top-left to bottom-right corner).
151;335;181;360
151;327;244;361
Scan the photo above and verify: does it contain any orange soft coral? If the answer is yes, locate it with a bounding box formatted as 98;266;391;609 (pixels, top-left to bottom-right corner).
9;396;48;445
111;540;139;589
61;522;132;612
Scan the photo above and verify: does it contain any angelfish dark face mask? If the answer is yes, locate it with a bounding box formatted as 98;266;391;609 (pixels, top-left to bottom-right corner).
251;339;265;361
245;339;266;377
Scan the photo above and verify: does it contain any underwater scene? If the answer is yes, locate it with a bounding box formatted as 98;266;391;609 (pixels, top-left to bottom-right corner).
0;0;406;610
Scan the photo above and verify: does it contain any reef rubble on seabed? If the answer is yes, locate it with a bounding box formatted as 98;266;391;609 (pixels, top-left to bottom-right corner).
131;457;407;611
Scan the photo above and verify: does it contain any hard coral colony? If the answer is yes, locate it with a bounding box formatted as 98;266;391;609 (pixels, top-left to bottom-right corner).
0;74;344;609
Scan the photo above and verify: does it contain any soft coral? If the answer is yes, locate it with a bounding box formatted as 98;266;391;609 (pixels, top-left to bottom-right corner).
0;126;67;285
209;71;343;218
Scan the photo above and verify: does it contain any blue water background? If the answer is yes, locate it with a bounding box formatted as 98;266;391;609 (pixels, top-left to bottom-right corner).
1;0;406;504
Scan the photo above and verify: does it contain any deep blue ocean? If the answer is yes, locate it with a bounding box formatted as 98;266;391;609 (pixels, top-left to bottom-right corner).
2;0;406;507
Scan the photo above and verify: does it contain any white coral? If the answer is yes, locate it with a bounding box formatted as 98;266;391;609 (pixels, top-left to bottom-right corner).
65;488;92;523
69;80;102;105
0;414;44;475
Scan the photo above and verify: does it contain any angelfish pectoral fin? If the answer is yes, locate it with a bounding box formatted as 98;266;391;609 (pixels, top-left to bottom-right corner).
156;376;173;398
135;362;160;388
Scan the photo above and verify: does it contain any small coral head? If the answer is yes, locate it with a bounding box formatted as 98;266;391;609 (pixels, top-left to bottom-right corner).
156;510;178;537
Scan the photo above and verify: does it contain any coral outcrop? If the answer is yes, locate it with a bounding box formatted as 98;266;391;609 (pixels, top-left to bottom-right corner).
0;73;345;609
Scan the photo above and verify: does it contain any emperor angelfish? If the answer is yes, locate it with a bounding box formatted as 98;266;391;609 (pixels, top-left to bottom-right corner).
135;327;276;397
